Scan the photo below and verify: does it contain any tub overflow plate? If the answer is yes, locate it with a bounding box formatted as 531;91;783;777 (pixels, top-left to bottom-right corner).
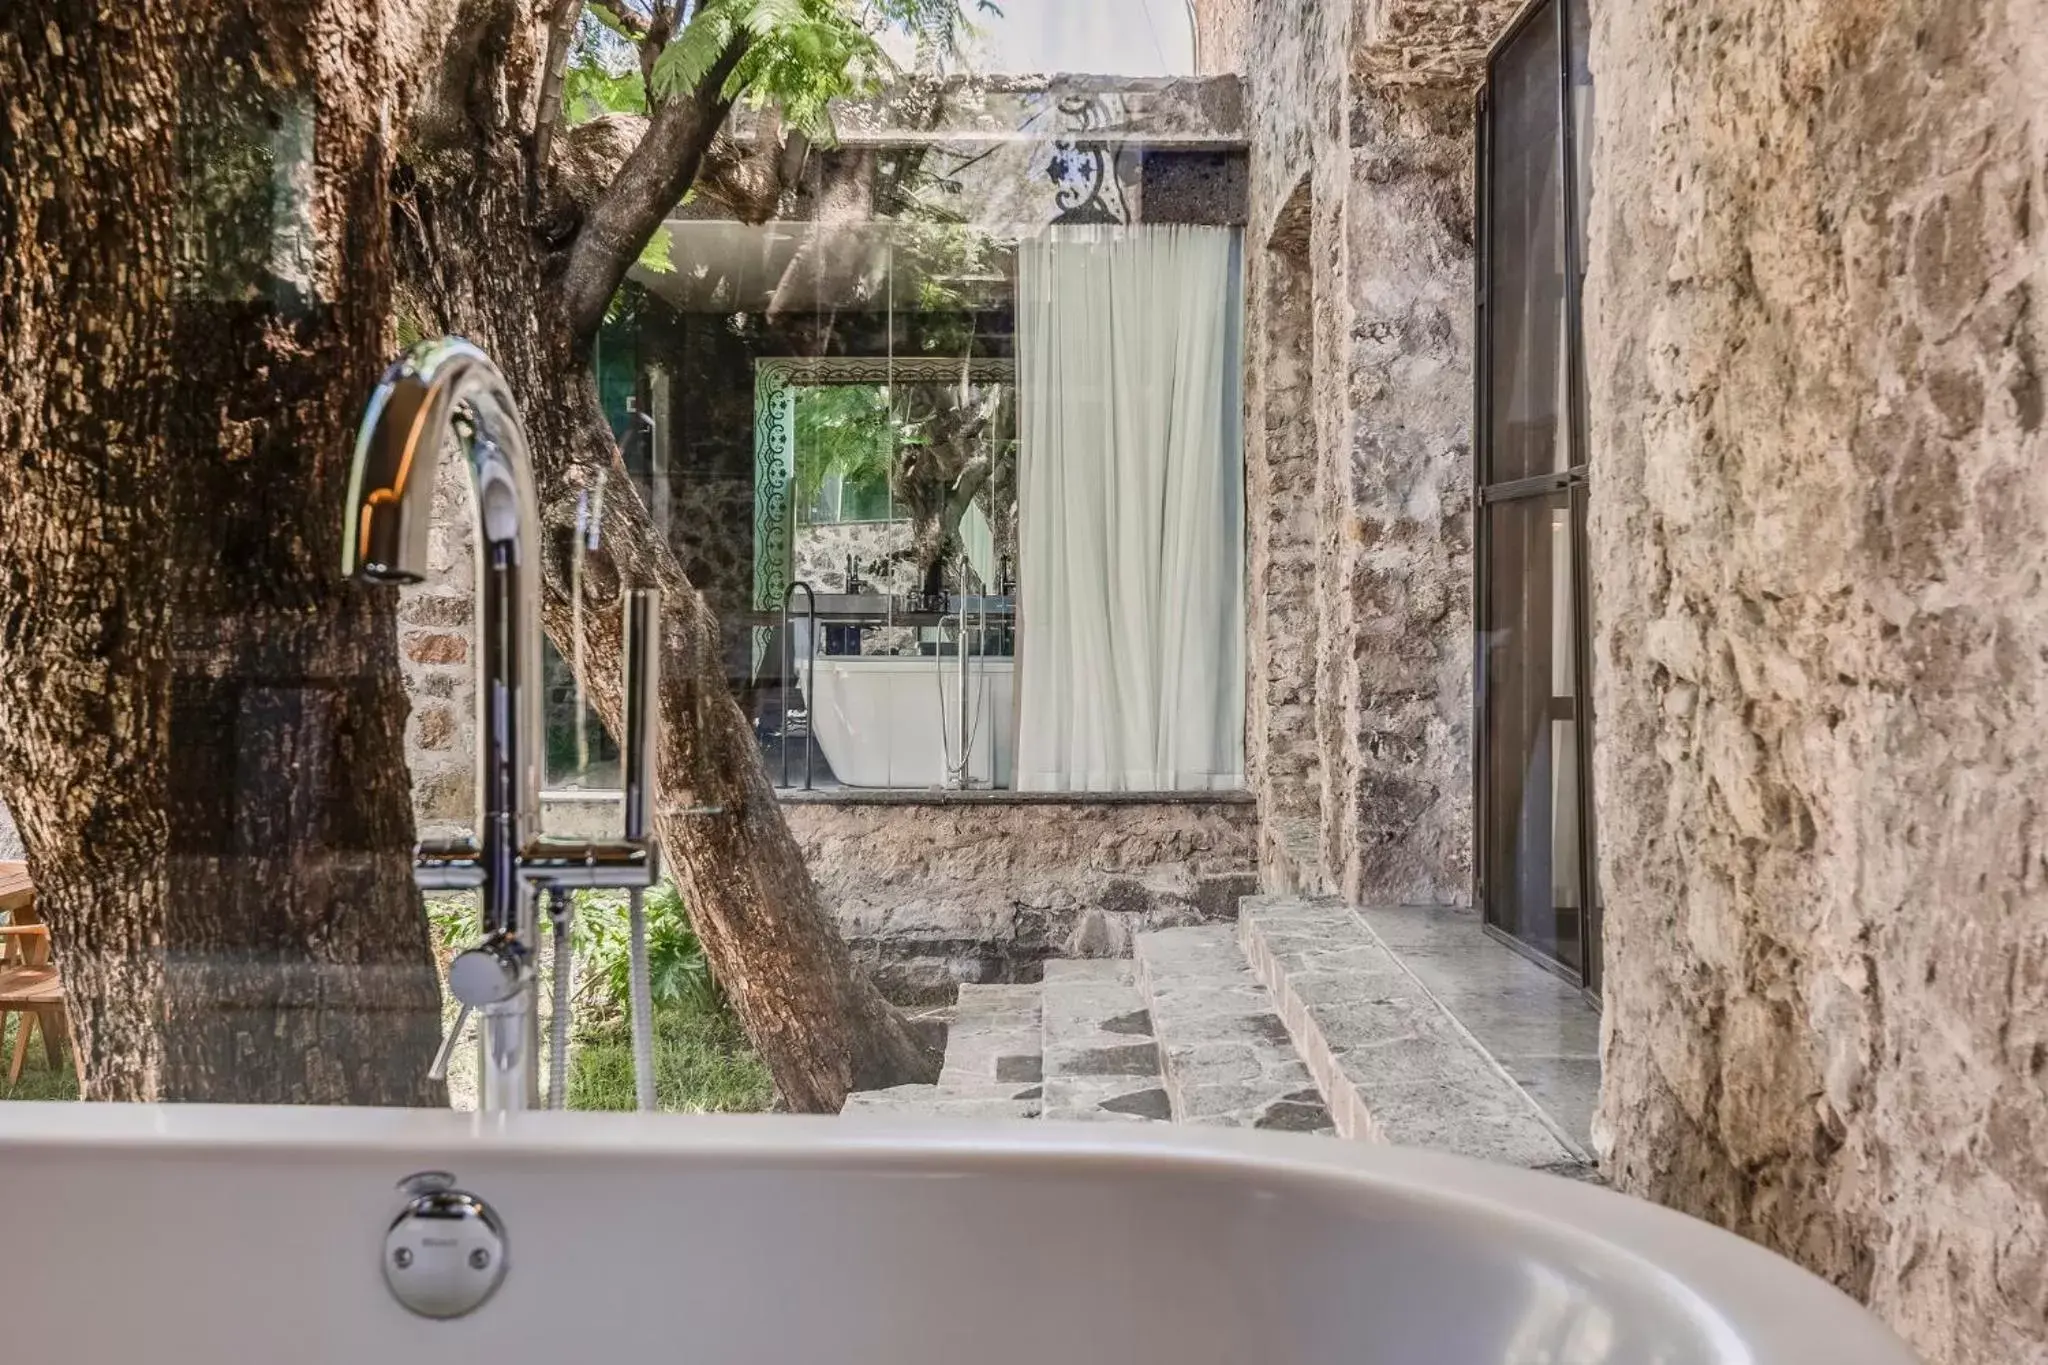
384;1171;508;1319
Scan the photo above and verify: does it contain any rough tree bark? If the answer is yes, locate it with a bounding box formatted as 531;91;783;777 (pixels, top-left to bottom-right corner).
0;5;180;1100
394;5;937;1109
0;1;444;1102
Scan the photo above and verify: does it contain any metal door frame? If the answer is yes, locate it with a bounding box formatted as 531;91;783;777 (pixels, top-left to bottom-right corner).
1472;0;1600;995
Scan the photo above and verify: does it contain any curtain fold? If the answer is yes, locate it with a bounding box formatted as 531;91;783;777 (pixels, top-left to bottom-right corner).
1014;225;1245;792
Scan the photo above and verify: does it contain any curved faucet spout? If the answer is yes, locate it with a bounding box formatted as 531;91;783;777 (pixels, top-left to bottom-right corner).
344;337;540;585
342;337;544;949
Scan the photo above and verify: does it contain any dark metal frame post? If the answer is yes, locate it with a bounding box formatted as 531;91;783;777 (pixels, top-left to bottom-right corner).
1555;0;1601;997
780;581;817;791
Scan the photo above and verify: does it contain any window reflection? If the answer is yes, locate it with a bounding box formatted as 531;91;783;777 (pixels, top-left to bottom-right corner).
1477;0;1597;983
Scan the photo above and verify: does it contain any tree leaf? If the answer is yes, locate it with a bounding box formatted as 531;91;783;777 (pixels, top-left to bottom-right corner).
638;224;675;275
650;0;742;102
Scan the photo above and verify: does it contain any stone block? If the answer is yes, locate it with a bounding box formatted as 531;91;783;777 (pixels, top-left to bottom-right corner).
403;631;468;666
413;706;457;751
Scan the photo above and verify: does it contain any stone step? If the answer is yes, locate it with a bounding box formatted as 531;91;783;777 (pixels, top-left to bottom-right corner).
1238;896;1587;1170
842;982;1043;1118
1131;926;1332;1132
840;1084;1040;1119
935;983;1044;1100
1039;959;1170;1121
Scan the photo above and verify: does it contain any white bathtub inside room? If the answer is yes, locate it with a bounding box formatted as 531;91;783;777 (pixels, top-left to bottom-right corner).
799;652;1015;789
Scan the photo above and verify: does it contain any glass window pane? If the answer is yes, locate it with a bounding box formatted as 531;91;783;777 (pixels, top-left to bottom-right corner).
1485;2;1569;482
1481;493;1585;976
543;636;620;791
1567;0;1594;277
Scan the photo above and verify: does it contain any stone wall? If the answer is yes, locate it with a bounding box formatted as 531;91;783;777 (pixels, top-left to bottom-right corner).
783;794;1259;1002
1213;0;1489;904
399;458;479;838
1586;3;2048;1363
1335;84;1476;906
1191;0;1247;75
0;797;20;861
792;520;916;597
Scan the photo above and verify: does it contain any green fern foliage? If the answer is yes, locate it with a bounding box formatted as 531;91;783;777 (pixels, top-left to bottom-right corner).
650;0;976;142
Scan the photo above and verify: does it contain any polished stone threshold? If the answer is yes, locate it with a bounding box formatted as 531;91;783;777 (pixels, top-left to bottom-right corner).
775;787;1256;807
1354;905;1601;1155
1240;897;1592;1170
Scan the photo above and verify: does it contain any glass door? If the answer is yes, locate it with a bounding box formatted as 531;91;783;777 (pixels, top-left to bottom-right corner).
1475;0;1598;988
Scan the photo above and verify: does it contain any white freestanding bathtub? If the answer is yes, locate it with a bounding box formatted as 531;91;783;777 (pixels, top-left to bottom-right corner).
800;654;1014;787
2;1105;1919;1364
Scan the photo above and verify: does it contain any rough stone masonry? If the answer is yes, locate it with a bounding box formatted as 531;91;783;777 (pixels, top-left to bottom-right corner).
1201;0;1516;906
1587;2;2048;1363
1198;0;2048;1360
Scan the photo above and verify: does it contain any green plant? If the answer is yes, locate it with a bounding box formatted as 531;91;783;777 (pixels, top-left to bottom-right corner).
424;894;474;955
0;1012;80;1102
425;882;711;1013
564;14;649;124
793;383;899;522
574;881;719;1014
651;0;990;142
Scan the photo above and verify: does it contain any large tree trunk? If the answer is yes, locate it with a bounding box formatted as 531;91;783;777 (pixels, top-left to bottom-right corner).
0;4;180;1100
156;4;445;1102
395;10;938;1110
0;1;444;1102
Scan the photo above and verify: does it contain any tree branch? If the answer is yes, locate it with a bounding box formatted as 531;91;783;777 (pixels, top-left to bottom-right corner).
558;34;749;339
637;3;676;96
694;113;793;224
586;0;650;40
532;0;588;182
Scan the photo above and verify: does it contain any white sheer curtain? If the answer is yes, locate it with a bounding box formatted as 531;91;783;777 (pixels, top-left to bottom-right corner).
1013;225;1244;792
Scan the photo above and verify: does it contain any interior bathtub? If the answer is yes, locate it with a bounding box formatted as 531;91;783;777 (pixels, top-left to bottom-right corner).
2;1105;1919;1364
800;654;1014;788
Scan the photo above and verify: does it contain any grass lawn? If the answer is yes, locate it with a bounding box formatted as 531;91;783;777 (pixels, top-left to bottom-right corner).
569;999;774;1113
2;994;772;1112
0;1010;79;1101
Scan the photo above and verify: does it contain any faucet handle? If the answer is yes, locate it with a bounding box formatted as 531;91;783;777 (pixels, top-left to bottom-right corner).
428;1006;472;1082
448;933;531;1009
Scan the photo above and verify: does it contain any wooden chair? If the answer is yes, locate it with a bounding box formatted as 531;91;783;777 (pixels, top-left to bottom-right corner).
0;861;31;950
0;861;81;1088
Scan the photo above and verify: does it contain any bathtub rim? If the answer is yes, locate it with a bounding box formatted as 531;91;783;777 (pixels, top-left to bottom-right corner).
0;1102;1919;1362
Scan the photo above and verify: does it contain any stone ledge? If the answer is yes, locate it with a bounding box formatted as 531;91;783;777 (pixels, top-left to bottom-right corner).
839;1085;1040;1119
1238;896;1584;1168
733;74;1248;149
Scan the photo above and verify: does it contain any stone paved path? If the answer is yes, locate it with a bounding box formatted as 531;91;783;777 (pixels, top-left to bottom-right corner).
842;982;1043;1118
844;904;1589;1175
1132;925;1332;1133
1040;960;1169;1121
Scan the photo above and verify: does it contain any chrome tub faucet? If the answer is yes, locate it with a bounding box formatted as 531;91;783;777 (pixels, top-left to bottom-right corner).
343;337;661;1114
